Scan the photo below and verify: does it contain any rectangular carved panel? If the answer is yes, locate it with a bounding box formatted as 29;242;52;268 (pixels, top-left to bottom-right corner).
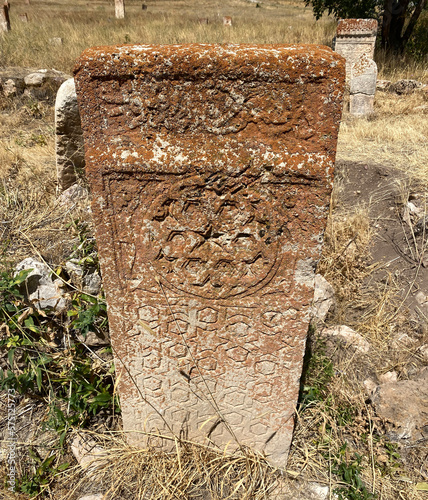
335;19;378;79
74;44;345;467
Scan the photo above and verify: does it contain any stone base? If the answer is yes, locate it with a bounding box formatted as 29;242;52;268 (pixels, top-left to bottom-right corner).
350;93;374;116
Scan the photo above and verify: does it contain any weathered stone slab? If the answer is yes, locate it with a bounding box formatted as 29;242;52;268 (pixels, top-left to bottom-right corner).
0;1;10;32
350;54;377;116
55;78;85;190
334;19;378;80
74;44;345;468
115;0;125;19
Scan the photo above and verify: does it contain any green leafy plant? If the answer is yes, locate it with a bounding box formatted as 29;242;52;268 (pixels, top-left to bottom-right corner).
0;262;118;493
333;444;377;500
68;292;107;338
19;449;69;497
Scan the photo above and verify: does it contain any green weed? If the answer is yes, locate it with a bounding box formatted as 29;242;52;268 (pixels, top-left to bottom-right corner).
332;444;377;500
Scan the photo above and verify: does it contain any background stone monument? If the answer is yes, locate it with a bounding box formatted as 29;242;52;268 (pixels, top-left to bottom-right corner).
335;19;378;79
74;44;345;468
0;1;10;32
115;0;125;19
55;78;85;190
350;54;377;116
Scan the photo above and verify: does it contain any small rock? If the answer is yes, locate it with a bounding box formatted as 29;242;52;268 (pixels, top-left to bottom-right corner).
83;272;102;296
323;325;370;353
65;260;84;288
49;37;63;45
71;433;109;474
415;291;428;306
376;79;391;91
24;72;46;86
370;368;428;442
391;332;415;349
418;344;428;363
363;378;378;395
78;494;105;500
3;78;17;97
389;79;425;95
77;329;110;347
15;258;68;312
58;184;89;207
277;480;330;499
378;371;398;384
312;274;335;323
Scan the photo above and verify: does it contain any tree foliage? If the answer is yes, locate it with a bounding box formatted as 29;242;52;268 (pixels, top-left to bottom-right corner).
304;0;428;53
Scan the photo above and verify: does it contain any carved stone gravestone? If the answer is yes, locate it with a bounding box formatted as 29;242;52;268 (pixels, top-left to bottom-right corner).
334;19;378;80
115;0;125;19
55;78;85;190
0;1;10;32
350;54;377;116
74;44;345;467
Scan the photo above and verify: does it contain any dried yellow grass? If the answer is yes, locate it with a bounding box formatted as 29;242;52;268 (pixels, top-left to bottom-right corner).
59;430;279;500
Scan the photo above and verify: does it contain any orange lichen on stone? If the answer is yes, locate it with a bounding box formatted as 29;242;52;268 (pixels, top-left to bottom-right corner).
74;44;345;468
337;18;378;36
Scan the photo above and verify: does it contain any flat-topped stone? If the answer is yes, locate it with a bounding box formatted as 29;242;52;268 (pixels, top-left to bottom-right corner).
74;44;345;468
337;18;378;36
334;19;378;80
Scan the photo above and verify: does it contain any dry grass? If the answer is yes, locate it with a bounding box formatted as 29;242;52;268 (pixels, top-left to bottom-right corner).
58;430;280;500
0;0;336;74
338;91;428;183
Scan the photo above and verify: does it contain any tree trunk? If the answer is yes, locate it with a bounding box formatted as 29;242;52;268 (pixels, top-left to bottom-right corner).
382;0;426;53
402;0;428;46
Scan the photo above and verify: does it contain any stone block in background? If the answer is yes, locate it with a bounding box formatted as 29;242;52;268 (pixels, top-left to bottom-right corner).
55;78;85;190
334;18;378;80
350;54;377;116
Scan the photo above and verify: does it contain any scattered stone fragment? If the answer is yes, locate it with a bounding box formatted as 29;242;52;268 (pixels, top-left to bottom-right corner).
65;260;84;288
389;79;425;95
58;184;89;207
363;378;378;395
55;78;85;190
78;495;105;500
278;480;330;499
370;367;428;442
24;71;46;86
378;371;398;384
2;78;17;97
71;433;109;474
376;79;391;91
312;274;335;323
323;325;370;353
418;344;428;363
83;272;102;296
49;37;63;45
391;332;416;349
15;258;68;312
